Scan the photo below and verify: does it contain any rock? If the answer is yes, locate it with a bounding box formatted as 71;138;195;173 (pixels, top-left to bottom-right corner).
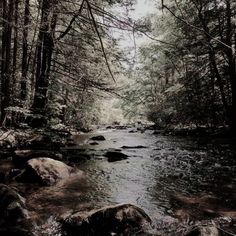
90;135;106;141
104;151;128;162
66;138;77;147
16;158;75;185
128;129;137;133
66;141;77;147
114;125;128;130
0;184;28;224
153;130;161;135
137;127;145;133
13;150;63;165
62;204;152;236
186;226;220;236
121;145;147;149
0;131;17;149
89;142;99;146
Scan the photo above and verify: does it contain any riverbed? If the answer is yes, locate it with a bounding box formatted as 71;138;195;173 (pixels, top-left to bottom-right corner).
23;127;236;235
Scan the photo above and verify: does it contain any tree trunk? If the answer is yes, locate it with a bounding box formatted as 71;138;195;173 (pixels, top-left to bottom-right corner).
21;0;30;101
12;0;19;96
32;0;57;116
1;0;13;123
225;0;236;133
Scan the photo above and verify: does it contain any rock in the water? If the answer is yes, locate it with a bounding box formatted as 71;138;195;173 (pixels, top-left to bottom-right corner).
128;129;137;133
62;204;152;236
90;135;106;141
89;142;99;146
121;145;147;149
153;130;161;135
16;158;75;185
0;184;28;224
104;151;128;162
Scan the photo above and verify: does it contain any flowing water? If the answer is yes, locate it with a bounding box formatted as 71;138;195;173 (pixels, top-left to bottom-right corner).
23;127;236;235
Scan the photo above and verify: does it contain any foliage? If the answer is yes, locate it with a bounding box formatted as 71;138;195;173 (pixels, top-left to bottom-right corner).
122;0;236;130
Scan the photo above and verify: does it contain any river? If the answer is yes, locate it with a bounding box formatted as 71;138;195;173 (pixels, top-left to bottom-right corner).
27;127;236;235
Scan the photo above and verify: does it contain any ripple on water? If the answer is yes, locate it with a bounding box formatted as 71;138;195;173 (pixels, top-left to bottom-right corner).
22;129;236;235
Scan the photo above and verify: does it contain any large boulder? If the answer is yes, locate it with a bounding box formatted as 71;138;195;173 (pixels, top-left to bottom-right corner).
62;204;152;236
16;158;76;185
104;151;128;162
0;184;28;225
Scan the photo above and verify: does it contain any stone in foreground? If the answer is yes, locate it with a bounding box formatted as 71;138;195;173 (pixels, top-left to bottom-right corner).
62;204;152;236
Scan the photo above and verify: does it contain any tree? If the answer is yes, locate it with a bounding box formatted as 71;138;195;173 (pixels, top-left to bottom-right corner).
125;0;236;132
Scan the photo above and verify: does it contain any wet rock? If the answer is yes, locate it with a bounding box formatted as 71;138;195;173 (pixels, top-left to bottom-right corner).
186;226;220;236
137;127;145;133
153;130;161;135
62;204;152;236
90;135;106;141
89;142;99;146
128;129;137;133
66;141;77;147
104;151;128;162
16;158;75;185
0;131;17;149
13;150;63;165
0;184;29;224
114;125;129;130
121;145;147;149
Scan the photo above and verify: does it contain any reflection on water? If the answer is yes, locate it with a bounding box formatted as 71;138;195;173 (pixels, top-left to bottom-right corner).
28;128;236;235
